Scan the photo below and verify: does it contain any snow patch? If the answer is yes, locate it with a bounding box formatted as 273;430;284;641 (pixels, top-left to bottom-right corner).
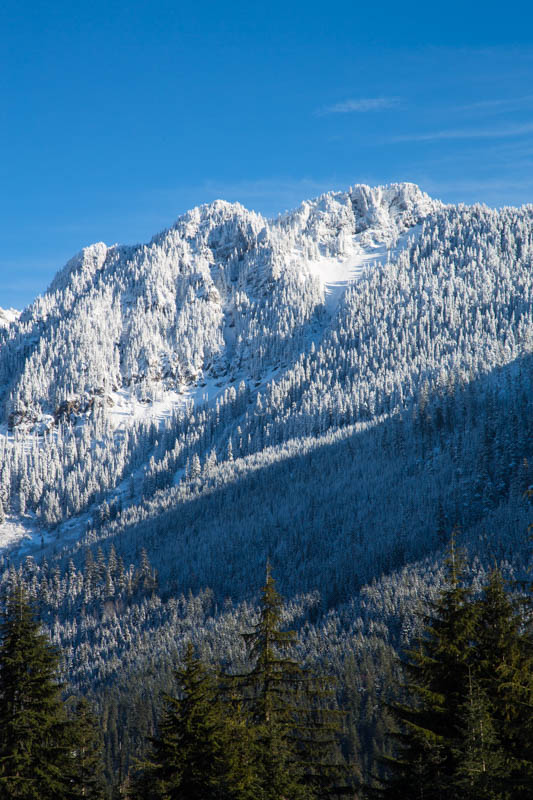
0;307;21;328
304;223;422;313
0;517;42;553
106;375;236;431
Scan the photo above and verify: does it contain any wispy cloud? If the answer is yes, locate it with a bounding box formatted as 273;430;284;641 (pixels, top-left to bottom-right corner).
317;97;401;115
456;94;533;114
391;122;533;143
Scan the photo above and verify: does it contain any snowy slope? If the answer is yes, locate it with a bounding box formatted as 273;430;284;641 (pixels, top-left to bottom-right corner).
303;223;422;313
288;183;436;311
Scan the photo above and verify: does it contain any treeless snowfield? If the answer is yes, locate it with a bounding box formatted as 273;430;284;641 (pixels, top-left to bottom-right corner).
305;224;421;313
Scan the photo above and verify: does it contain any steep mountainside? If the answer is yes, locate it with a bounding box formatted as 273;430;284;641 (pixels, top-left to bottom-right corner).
2;181;533;787
1;182;533;550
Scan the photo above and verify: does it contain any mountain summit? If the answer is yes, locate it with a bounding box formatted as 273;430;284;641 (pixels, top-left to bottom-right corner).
0;183;438;431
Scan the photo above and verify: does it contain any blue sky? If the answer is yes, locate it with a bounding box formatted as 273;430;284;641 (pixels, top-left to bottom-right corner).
2;0;533;308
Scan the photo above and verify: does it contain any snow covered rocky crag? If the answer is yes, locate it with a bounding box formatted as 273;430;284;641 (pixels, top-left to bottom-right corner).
0;182;437;432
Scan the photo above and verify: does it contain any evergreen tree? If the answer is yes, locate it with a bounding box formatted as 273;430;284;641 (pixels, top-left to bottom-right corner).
377;539;478;799
133;643;256;800
451;670;505;800
236;563;349;800
67;696;106;799
471;569;533;797
375;555;533;799
0;584;75;799
239;564;305;799
218;682;262;800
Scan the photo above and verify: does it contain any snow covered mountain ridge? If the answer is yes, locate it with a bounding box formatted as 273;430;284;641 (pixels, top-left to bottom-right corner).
1;178;533;581
0;182;439;431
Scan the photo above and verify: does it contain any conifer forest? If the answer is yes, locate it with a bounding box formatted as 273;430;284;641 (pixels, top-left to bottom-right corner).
1;183;533;797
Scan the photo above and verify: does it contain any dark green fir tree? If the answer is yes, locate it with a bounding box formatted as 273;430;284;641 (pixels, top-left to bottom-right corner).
133;642;257;800
377;537;478;800
471;569;533;798
373;548;533;800
67;696;106;799
451;670;505;800
0;584;75;799
237;563;350;800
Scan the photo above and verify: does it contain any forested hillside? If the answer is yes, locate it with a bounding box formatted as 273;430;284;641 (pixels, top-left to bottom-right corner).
1;182;533;792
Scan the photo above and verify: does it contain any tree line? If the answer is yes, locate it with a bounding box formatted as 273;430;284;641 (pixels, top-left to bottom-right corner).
1;549;532;798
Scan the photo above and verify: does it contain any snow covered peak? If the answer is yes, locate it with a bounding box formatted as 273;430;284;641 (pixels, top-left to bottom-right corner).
281;182;439;247
154;199;266;249
276;182;439;312
0;181;442;431
348;182;438;229
46;242;109;296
